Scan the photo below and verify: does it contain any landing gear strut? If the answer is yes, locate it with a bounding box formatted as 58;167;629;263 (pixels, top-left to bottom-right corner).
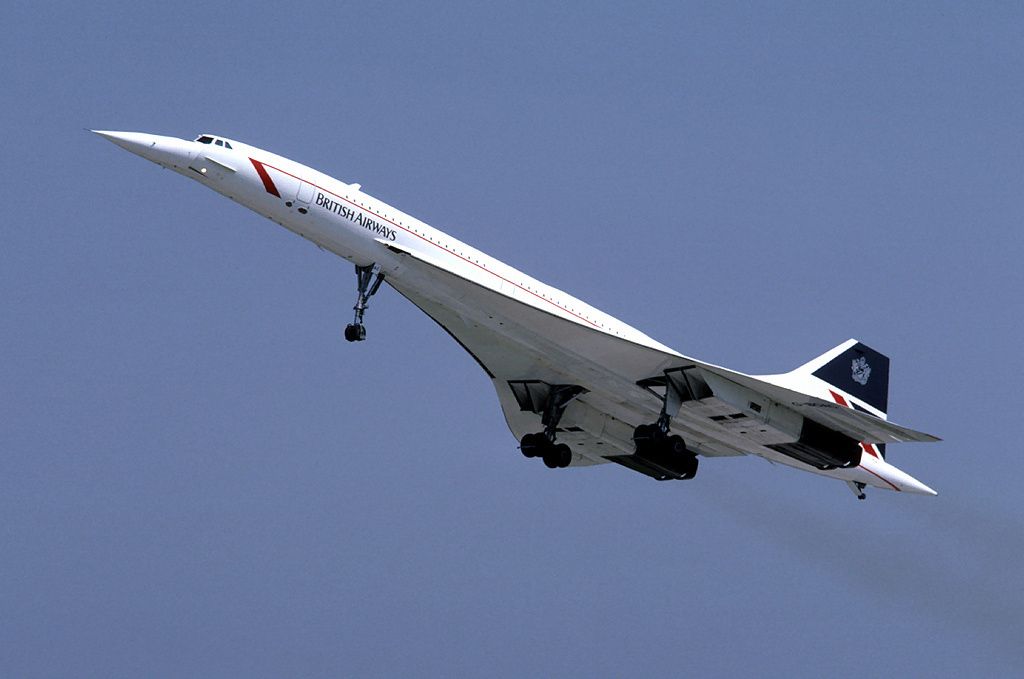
514;383;585;470
345;263;385;342
631;422;698;480
630;369;699;480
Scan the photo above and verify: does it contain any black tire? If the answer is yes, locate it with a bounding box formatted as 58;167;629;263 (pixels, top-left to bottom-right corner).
520;433;543;458
344;324;365;342
633;423;655;443
682;455;699;480
542;451;560;468
666;435;687;456
554;443;572;468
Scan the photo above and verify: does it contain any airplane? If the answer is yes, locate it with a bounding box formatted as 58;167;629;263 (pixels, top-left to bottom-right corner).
93;130;940;499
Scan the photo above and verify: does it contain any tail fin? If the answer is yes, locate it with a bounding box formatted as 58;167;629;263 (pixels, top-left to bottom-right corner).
793;339;890;415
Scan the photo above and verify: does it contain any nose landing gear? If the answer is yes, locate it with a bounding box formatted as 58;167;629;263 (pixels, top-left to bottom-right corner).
345;263;385;342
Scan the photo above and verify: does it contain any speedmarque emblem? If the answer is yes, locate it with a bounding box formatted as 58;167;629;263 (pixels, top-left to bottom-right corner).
851;356;871;386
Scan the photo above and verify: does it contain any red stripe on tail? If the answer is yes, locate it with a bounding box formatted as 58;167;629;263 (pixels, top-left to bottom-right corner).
830;390;878;458
861;442;879;459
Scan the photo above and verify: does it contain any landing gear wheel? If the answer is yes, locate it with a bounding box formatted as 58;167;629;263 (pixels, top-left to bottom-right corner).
345;264;384;343
633;423;659;444
680;455;699;480
538;442;571;469
666;435;687;456
520;433;545;458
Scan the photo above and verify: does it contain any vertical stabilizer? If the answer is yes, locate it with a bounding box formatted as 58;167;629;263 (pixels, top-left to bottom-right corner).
793;339;890;415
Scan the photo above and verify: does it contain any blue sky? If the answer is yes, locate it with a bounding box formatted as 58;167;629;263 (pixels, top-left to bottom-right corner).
3;2;1023;676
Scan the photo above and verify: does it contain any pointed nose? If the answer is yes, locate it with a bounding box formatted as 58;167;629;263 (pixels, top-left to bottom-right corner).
92;130;193;171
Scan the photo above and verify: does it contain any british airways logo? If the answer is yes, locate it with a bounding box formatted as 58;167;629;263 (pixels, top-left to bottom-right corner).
315;192;397;241
249;158;397;242
851;356;871;386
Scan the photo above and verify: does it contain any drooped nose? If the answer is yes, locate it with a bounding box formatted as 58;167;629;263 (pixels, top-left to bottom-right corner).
92;130;193;171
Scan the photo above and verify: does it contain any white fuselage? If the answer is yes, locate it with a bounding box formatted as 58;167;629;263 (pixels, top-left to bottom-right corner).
230;144;675;352
95;131;937;496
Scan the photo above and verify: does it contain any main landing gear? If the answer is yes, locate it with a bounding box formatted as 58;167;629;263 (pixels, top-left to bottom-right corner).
344;263;385;342
631;418;698;480
614;368;700;481
520;432;572;468
514;383;586;470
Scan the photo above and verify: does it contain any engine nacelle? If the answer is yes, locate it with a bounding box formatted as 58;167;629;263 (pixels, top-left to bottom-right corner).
699;371;862;470
607;446;699;481
765;417;862;470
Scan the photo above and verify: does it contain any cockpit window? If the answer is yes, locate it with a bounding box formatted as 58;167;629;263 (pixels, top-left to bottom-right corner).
195;134;233;149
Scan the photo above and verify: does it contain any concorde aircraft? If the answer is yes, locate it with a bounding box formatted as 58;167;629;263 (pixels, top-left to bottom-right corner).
94;130;940;499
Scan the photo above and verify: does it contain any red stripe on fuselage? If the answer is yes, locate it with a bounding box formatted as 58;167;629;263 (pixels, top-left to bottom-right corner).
249;158;281;197
860;463;901;491
249;158;603;329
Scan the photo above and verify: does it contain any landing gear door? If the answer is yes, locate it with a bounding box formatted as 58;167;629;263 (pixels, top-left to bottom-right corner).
295;181;315;208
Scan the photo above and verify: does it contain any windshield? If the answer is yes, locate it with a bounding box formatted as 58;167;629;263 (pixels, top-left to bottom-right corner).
194;134;232;149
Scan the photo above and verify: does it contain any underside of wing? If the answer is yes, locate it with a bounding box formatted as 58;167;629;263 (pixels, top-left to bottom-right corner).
385;275;672;465
378;241;938;482
381;246;752;469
